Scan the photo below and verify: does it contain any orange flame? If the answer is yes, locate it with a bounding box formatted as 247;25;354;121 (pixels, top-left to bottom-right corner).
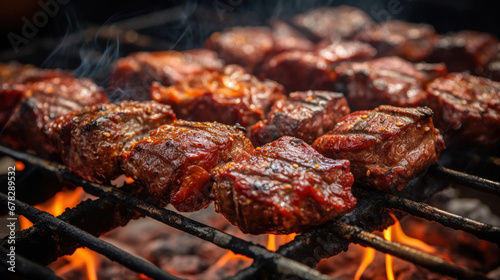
354;213;440;280
15;161;25;171
20;187;85;230
214;251;251;268
267;234;277;251
19;187;99;280
354;247;375;280
383;228;395;280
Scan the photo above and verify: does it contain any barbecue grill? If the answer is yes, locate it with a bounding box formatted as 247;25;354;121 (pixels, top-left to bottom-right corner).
1;2;499;280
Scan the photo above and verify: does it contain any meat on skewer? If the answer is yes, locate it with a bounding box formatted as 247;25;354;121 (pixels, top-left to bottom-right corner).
313;105;445;191
250;91;350;146
425;72;500;150
260;41;375;92
334;56;433;111
46;101;176;183
292;5;374;42
354;20;438;62
213;136;356;234
427;30;499;75
151;65;286;128
110;49;223;101
205;27;275;74
122;120;254;212
0;64;108;158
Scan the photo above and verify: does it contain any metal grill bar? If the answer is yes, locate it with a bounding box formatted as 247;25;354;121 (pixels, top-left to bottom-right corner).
0;246;61;280
328;220;490;280
0;145;335;280
384;194;500;243
0;143;498;280
429;165;500;196
0;193;182;280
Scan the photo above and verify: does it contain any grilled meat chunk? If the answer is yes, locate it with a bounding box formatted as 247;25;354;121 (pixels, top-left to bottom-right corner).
46;101;176;183
110;49;223;101
250;91;350;146
354;20;437;62
259;51;335;92
313;106;445;191
1;68;108;157
316;40;376;64
335;56;428;111
213;136;356;234
260;41;376;92
425;73;500;149
151;65;285;128
121;120;254;212
270;19;314;53
292;5;373;42
427;31;499;75
205;27;275;73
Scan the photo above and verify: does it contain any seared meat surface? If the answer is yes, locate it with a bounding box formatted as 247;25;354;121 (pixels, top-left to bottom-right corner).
335;56;428;111
46;101;176;183
313;106;444;191
110;49;223;101
260;41;375;92
213;136;355;234
425;73;500;149
271;19;314;53
292;5;373;42
355;20;437;62
250;91;350;146
259;51;335;92
427;31;499;75
122;120;254;212
1;67;108;157
205;27;275;73
315;40;376;64
151;65;285;128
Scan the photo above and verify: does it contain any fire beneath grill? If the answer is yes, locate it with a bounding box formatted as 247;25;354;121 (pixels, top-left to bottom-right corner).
17;184;499;280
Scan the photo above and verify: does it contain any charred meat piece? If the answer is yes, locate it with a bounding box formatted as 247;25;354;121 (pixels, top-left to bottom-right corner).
110;49;223;101
1;70;108;158
427;31;499;75
270;19;314;53
425;73;500;149
250;91;350;146
335;56;427;111
121;120;254;212
46;101;176;183
151;65;286;128
260;41;376;93
259;51;336;92
205;27;275;73
213;136;356;234
413;62;448;84
355;20;437;62
292;6;373;42
313;106;445;191
315;40;377;64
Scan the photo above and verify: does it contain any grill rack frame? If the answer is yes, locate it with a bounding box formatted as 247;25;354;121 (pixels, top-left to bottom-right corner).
1;144;499;280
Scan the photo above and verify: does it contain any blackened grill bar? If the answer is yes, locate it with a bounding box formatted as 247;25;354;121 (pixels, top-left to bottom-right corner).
0;145;336;280
428;165;500;196
0;245;62;280
0;193;183;280
384;193;500;243
1;145;498;279
329;221;490;280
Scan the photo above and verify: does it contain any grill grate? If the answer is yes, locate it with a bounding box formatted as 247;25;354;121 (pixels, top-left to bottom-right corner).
1;143;499;280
